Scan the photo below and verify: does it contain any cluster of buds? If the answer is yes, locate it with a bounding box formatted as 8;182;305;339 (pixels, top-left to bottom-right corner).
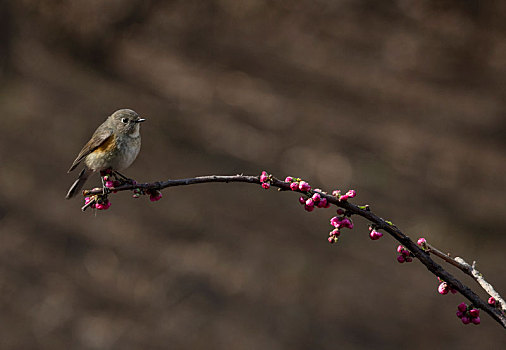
259;171;271;189
284;175;311;192
131;187;162;201
103;175;121;191
299;191;331;212
456;302;481;325
328;209;354;244
84;192;111;210
369;226;383;240
332;189;356;201
437;277;457;295
396;244;413;263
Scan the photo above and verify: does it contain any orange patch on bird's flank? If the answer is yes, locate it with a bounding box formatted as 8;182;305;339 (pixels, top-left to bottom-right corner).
95;135;116;153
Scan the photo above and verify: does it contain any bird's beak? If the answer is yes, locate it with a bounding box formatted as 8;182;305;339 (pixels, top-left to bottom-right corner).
135;118;146;123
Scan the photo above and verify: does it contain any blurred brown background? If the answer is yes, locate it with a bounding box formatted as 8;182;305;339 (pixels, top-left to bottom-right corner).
0;0;505;349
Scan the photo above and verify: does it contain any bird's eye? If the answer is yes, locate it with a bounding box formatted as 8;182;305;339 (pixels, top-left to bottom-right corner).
121;118;129;124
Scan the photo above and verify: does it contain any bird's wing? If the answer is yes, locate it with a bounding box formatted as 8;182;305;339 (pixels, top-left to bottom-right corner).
67;127;113;172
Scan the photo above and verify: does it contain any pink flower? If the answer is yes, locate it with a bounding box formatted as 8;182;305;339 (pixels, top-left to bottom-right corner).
323;200;330;208
488;297;496;305
340;217;353;229
369;230;383;240
332;190;340;197
84;197;91;204
328;237;335;244
472;317;481;325
457;303;468;313
346;190;356;198
284;176;293;182
298;196;306;205
261;182;270;189
330;216;341;227
469;309;480;318
397;255;405;263
299;181;311;192
461;316;471;325
417;237;426;245
316;198;328;208
304;204;314;212
397;245;404;253
401;249;410;257
290;182;299;191
259;174;268;183
339;194;349;201
336;209;344;215
105;180;114;188
456;311;464;318
438;282;449;295
305;198;314;207
312;193;321;203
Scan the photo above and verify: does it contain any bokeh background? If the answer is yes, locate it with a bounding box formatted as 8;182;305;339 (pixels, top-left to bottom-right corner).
0;1;505;349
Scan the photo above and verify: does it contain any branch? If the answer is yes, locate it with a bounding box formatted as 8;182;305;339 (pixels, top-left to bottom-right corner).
81;174;506;328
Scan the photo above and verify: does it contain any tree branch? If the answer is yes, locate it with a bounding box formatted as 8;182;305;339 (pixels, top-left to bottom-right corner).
81;174;506;328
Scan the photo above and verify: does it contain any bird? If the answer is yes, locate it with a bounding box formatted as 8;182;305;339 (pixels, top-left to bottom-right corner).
66;109;145;199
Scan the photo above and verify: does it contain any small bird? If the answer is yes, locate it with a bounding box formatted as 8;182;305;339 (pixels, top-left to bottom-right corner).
66;109;145;199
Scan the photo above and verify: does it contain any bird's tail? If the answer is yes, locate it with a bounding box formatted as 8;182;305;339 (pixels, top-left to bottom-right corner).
66;168;92;199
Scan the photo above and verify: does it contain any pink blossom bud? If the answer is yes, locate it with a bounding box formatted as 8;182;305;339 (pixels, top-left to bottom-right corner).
336;209;345;215
305;198;314;207
346;190;356;198
397;255;405;263
472;317;481;325
323;200;330;208
84;197;91;204
339;194;349;201
284;176;293;182
340;217;354;229
401;249;410;257
369;230;383;240
488;297;496;305
290;182;299;191
405;257;413;262
95;203;104;210
316;198;327;208
261;171;267;175
261;182;270;189
149;191;163;202
298;196;306;205
457;303;468;312
397;245;404;253
330;216;341;227
299;181;311;192
456;311;464;318
461;316;471;325
469;309;480;318
259;174;268;183
332;190;340;197
328;236;335;244
417;237;426;245
330;229;340;236
312;193;321;203
105;180;114;188
304;204;314;212
438;282;449;295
